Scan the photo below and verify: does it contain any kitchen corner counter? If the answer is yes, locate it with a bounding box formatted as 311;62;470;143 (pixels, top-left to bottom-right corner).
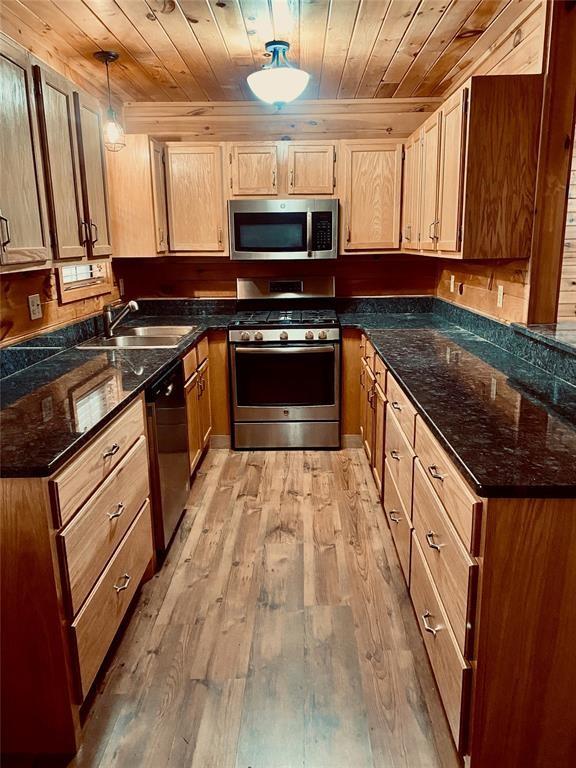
1;309;575;499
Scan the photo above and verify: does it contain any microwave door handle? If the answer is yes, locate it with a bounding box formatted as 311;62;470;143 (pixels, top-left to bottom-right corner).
306;209;312;256
235;345;335;355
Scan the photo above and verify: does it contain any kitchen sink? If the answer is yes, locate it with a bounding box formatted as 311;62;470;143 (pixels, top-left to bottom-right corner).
120;325;196;337
80;335;183;349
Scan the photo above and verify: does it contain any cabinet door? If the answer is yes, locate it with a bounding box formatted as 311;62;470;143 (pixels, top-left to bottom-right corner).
418;113;441;252
343;142;403;250
198;359;212;448
437;89;467;253
150;139;168;253
287;143;335;195
34;66;86;260
166;144;225;252
360;360;375;463
185;371;202;474
372;383;386;496
0;39;50;266
402;133;421;249
74;92;112;258
230;143;278;196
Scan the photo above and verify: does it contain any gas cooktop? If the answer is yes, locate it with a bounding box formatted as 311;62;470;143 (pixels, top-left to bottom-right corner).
230;309;338;328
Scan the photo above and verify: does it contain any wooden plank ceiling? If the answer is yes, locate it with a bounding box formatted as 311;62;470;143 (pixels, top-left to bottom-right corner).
1;0;539;105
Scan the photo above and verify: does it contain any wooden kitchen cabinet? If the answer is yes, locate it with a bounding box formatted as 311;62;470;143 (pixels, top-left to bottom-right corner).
229;143;278;196
360;357;375;464
287;143;336;195
436;88;467;252
74;91;113;258
0;36;50;268
184;345;212;475
197;358;212;448
150;139;168;253
165;143;226;253
401;133;420;249
185;370;203;473
418;112;441;252
372;377;386;495
342;141;403;250
33;66;86;261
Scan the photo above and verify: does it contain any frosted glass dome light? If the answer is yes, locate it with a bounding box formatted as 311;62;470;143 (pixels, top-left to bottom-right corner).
247;41;310;106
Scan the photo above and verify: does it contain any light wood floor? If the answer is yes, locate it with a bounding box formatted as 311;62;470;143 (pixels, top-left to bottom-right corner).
68;449;460;768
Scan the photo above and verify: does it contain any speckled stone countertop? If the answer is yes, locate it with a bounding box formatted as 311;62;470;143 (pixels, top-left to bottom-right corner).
1;310;575;498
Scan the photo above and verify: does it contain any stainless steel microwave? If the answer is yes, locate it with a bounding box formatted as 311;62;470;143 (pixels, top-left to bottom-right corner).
228;199;338;260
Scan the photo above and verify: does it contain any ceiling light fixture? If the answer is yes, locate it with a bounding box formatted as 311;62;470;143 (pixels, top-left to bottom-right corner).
93;50;126;152
247;40;310;107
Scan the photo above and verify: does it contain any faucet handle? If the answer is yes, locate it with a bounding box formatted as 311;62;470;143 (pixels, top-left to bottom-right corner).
127;300;139;311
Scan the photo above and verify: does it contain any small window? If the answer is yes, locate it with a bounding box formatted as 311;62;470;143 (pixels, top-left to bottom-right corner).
57;261;113;304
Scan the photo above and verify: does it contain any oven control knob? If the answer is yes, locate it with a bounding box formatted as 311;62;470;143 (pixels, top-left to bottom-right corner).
254;331;264;341
240;331;251;341
279;331;289;341
318;330;328;340
305;330;314;340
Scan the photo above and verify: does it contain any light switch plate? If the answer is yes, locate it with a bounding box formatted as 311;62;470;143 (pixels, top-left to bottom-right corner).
28;293;42;320
497;285;504;308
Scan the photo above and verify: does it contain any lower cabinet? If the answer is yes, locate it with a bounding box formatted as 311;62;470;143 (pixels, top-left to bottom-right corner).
184;340;212;475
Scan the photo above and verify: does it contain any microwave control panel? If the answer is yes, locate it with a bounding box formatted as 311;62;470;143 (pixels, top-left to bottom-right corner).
311;211;334;251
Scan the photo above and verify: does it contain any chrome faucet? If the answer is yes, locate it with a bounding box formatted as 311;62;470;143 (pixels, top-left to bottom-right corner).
103;300;139;338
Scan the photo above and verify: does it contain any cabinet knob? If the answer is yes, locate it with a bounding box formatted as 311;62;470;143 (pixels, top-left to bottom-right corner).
0;214;11;248
421;610;440;637
388;510;401;524
103;443;120;459
391;401;402;411
427;464;445;482
113;573;131;593
390;449;401;461
107;502;125;520
426;531;442;551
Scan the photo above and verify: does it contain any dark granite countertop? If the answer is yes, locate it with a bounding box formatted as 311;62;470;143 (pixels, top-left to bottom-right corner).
511;321;576;356
1;309;575;499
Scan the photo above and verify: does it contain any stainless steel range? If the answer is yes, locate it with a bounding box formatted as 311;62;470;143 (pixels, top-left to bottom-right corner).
229;278;340;449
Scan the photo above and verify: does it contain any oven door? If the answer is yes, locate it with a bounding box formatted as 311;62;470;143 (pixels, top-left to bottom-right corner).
231;343;340;422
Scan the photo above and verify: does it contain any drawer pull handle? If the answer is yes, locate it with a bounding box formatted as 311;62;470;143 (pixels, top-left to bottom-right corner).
421;610;440;637
390;449;401;461
426;531;441;551
391;401;402;411
113;573;131;593
108;502;125;520
389;510;401;524
103;443;120;459
428;464;445;481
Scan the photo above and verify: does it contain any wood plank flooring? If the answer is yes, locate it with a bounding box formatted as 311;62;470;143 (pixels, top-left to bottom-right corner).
22;449;461;768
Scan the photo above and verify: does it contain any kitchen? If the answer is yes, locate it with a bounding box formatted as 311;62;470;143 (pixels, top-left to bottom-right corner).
1;1;575;766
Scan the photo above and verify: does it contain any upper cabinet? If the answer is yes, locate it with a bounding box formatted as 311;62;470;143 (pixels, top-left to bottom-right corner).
150;139;168;253
166;143;226;253
74;92;112;259
405;74;542;259
229;143;278;196
287;143;336;195
33;66;85;261
0;37;50;268
342;141;403;250
401;133;420;249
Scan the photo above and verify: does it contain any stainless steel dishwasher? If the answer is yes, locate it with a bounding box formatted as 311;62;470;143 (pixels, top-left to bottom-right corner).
146;360;190;556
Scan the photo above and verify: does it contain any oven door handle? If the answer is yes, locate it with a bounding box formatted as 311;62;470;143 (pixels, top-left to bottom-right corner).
235;345;335;355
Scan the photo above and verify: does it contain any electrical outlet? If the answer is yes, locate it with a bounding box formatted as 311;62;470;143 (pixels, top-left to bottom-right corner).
450;274;455;293
28;294;42;320
497;285;504;308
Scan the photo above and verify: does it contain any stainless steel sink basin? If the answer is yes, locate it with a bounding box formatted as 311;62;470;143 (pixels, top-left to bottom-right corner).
80;335;183;349
120;325;196;337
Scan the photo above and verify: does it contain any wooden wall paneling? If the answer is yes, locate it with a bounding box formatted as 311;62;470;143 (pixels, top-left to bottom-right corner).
318;0;360;98
74;90;113;258
336;0;390;99
106;133;157;258
165;143;226;253
527;1;576;323
122;99;442;141
298;0;330;100
33;64;86;261
0;34;51;268
207;330;230;439
342;141;403;250
0;268;118;345
470;496;576;766
0;477;81;754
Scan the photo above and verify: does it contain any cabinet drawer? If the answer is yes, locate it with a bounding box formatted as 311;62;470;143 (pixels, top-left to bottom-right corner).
60;436;150;616
51;398;145;526
386;372;417;446
183;346;198;381
414;416;482;553
374;353;387;390
385;407;415;514
383;463;412;584
412;460;477;657
196;336;209;365
410;538;470;751
72;501;152;699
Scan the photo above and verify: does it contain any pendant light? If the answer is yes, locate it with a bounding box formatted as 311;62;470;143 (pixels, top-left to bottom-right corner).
247;41;310;107
93;51;126;152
